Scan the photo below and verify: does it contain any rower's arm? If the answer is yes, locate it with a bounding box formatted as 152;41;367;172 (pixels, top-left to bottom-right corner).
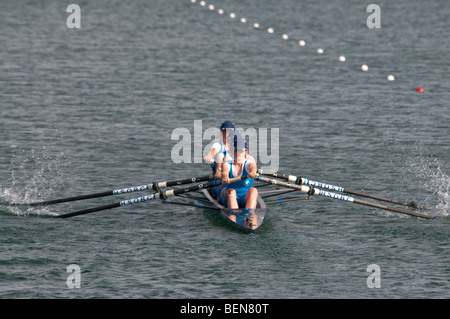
213;153;225;179
203;148;217;163
247;162;257;179
221;156;232;184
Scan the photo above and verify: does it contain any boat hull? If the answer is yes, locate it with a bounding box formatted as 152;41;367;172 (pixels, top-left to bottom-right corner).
202;189;266;233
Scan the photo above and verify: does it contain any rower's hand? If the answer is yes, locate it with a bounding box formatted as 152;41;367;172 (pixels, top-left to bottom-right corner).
214;170;222;180
222;174;230;184
248;170;257;179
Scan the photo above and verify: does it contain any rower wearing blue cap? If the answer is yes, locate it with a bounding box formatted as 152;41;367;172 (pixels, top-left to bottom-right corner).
217;131;258;209
204;121;235;179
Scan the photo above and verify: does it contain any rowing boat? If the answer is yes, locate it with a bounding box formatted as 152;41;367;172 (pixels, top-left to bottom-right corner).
202;188;266;233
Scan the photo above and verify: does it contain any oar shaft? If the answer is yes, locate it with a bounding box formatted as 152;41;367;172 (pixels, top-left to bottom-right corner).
316;188;434;219
15;175;213;207
351;198;436;219
256;175;349;201
162;201;220;211
159;176;246;199
258;170;433;210
152;175;212;190
265;197;310;205
55;203;121;218
18;185;151;207
256;175;435;219
26;191;114;207
258;170;344;192
341;188;431;210
56;176;246;218
56;193;160;218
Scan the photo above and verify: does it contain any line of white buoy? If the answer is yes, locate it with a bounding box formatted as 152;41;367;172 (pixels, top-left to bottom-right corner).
189;0;397;82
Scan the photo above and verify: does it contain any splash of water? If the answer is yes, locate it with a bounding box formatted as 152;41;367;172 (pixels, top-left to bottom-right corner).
381;122;449;217
1;145;69;217
406;156;449;216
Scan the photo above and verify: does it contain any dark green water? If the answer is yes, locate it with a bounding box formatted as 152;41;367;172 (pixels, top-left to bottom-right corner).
0;0;448;299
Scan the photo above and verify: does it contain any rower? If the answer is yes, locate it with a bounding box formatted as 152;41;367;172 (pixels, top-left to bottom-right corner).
203;121;235;179
218;131;258;209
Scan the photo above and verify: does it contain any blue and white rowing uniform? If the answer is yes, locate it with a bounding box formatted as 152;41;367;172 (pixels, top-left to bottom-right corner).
217;156;254;208
210;140;230;173
212;141;229;160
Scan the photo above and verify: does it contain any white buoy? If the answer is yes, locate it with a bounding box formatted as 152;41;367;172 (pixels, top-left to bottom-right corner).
208;4;214;10
190;0;196;3
387;75;395;81
230;13;236;19
200;1;205;6
361;64;369;71
218;9;224;14
299;40;306;47
339;55;346;62
267;28;274;34
282;34;289;40
317;48;324;54
253;23;260;29
241;18;247;23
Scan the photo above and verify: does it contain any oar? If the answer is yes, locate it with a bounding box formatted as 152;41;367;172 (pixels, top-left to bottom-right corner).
258;169;434;210
255;174;436;219
265;197;311;205
55;176;247;219
162;201;220;211
4;175;213;207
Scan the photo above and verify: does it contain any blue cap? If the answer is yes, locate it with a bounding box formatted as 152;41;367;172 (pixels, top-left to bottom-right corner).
220;121;235;131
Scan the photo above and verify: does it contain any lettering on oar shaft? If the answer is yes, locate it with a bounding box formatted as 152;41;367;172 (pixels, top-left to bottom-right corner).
113;185;147;195
120;194;156;206
320;190;354;202
311;181;344;192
